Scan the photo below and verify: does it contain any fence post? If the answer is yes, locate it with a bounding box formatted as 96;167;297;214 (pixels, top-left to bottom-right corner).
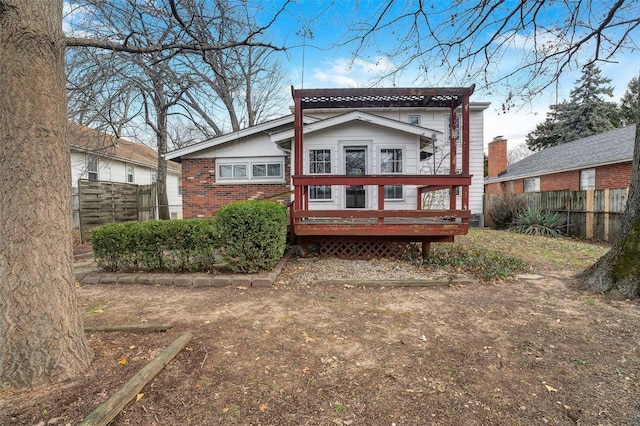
603;188;610;242
585;189;594;239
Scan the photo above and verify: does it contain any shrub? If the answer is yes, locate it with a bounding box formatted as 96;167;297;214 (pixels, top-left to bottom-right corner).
509;206;567;237
487;192;528;229
417;243;530;281
91;219;218;272
215;200;287;273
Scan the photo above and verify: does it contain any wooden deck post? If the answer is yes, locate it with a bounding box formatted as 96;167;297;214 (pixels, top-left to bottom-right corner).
422;241;431;258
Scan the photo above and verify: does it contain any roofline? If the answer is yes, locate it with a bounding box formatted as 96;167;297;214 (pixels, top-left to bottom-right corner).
484;157;634;184
71;144;181;174
165;115;318;161
270;110;442;144
301;102;491;114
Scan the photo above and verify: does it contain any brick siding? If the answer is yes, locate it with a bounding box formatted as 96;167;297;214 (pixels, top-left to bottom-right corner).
595;161;632;189
182;157;291;218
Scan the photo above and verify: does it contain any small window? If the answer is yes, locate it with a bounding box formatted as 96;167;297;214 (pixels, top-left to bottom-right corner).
309;185;332;200
408;115;420;126
151;172;157;183
178;182;182;195
580;169;595;190
524;177;540;192
380;149;402;173
126;164;134;183
218;163;247;179
309;149;331;174
87;156;98;182
447;113;462;144
252;162;282;179
384;185;403;200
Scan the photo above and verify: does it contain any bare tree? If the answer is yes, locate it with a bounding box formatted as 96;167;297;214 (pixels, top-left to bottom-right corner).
347;1;640;298
0;0;289;388
508;144;532;165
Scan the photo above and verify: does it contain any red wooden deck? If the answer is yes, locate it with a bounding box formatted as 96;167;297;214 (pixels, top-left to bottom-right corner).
290;87;475;256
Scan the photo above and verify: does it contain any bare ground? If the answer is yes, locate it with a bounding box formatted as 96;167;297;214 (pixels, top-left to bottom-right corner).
1;230;639;425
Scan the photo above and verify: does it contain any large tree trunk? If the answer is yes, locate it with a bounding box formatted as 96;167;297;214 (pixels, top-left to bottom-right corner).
153;78;171;220
579;100;640;298
0;0;92;387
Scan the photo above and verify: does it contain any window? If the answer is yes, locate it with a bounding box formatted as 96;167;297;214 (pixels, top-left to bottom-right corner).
126;164;134;183
218;163;247;179
178;182;182;195
309;149;332;200
408;115;420;126
524;177;540;192
580;169;595;190
151;172;157;183
447;113;462;143
309;149;331;174
87;156;98;182
381;148;403;200
252;162;282;179
309;185;332;200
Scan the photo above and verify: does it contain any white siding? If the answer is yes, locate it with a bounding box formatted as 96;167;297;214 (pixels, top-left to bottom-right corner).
303;121;421;210
185;131;283;159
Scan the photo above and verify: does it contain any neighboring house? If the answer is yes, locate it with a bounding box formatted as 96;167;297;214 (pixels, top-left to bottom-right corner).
485;124;635;194
167;86;488;255
69;123;183;219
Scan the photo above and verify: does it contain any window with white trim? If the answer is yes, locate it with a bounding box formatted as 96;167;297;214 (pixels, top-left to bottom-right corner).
126;164;134;183
309;149;332;200
252;162;282;179
381;148;403;200
580;169;595;190
524;177;540;192
151;172;157;183
218;163;247;179
87;156;98;182
408;115;420;126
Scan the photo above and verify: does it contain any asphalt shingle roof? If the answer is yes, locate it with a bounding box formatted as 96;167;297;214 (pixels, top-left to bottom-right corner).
490;124;636;182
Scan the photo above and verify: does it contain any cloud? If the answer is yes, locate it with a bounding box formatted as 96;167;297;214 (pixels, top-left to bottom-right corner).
306;56;397;88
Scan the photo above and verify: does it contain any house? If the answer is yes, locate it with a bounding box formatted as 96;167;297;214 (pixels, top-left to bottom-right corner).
485;124;636;194
166;86;488;256
69;123;183;219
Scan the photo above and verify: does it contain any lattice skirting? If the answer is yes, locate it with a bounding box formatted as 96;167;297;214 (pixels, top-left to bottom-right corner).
303;237;421;260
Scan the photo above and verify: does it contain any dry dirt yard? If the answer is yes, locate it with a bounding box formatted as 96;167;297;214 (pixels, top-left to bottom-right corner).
2;229;639;425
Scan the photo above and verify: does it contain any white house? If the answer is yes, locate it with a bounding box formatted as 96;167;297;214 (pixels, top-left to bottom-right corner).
69;123;182;219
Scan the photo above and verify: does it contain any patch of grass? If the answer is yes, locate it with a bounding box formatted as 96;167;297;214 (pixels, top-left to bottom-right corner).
86;305;105;315
584;299;596;306
333;403;346;414
417;243;530;281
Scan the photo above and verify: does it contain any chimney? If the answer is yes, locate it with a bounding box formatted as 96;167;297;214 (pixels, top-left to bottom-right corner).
488;136;508;178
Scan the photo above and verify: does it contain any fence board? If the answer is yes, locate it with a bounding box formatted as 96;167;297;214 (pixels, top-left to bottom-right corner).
78;180;157;242
484;186;629;242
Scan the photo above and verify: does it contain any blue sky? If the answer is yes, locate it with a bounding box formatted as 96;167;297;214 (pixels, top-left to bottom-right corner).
261;1;640;151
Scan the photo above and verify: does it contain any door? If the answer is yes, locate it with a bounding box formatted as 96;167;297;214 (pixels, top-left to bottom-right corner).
344;147;366;208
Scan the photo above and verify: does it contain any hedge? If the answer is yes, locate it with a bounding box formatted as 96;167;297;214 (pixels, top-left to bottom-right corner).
91;219;218;272
91;200;287;273
215;200;287;273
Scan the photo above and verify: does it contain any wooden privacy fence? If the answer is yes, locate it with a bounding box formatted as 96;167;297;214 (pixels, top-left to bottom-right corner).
484;187;629;241
78;179;157;242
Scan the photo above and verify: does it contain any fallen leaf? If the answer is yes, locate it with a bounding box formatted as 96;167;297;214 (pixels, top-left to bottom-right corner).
259;403;268;412
544;384;558;393
222;407;230;413
129;345;136;350
344;284;354;289
237;286;248;290
136;393;144;402
118;357;127;365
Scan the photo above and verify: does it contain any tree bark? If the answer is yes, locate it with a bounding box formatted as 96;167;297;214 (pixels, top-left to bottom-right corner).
153;77;171;220
579;96;640;298
0;0;92;387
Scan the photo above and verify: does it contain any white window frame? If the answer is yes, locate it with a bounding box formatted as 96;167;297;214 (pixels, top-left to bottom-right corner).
251;162;283;180
407;114;421;126
580;168;595;190
524;177;540;193
87;156;99;182
126;164;135;183
308;148;333;201
216;158;285;183
380;148;403;200
218;163;248;180
151;172;157;183
447;112;462;144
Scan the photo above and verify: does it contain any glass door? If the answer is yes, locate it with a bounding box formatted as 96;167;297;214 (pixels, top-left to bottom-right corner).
344;147;366;208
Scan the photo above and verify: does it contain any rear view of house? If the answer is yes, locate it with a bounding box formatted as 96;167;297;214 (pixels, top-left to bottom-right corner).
167;86;489;256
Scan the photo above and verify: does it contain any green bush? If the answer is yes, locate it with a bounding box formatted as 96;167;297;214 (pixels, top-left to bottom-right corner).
509;206;567;237
487;192;528;229
91;219;218;272
215;200;287;273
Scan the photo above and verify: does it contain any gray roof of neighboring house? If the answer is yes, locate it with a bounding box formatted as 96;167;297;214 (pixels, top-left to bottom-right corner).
487;124;636;183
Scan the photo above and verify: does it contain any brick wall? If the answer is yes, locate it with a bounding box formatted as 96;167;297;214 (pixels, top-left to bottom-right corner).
540;170;580;191
182;157;291;218
596;161;632;189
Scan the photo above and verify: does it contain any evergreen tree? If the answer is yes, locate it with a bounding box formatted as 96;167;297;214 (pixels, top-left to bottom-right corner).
620;76;639;125
526;64;619;151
